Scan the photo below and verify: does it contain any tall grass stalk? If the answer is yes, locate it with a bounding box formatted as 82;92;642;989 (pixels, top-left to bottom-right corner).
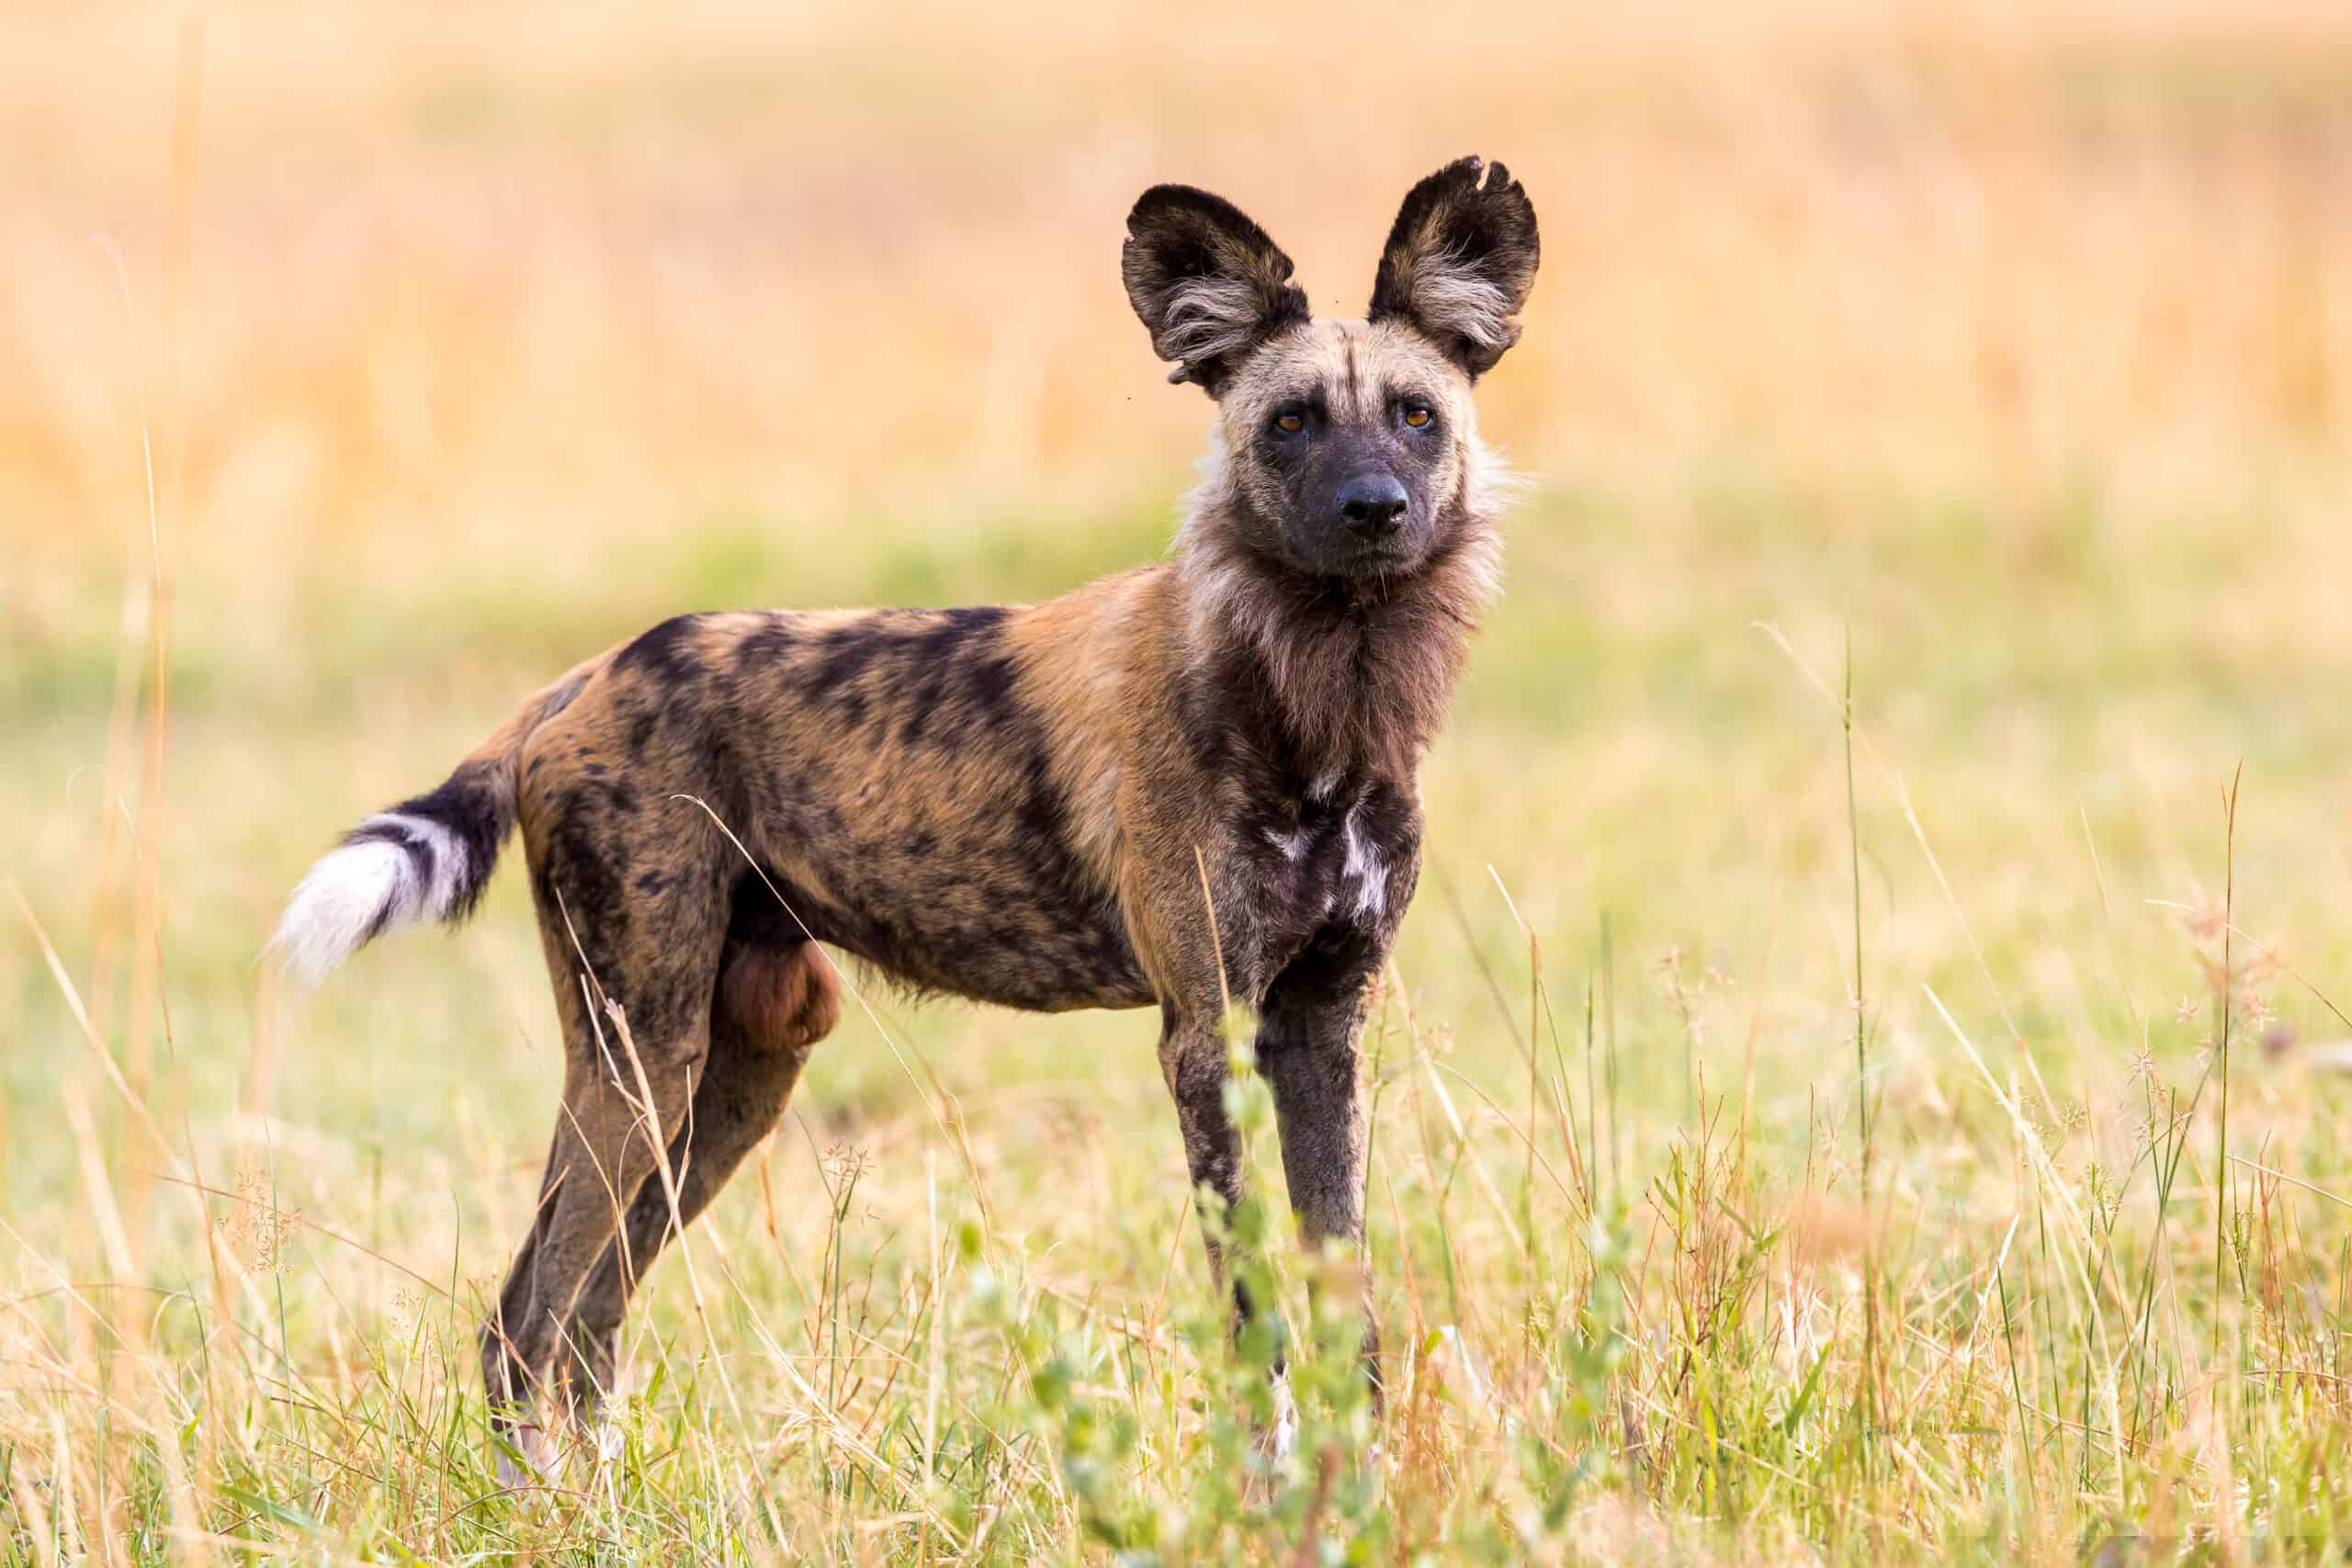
1846;629;1877;1463
2212;765;2241;1367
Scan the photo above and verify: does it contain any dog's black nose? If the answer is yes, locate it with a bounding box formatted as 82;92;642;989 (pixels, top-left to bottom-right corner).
1336;474;1409;538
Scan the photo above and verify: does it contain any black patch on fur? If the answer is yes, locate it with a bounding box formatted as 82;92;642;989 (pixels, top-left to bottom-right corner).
915;605;1007;660
735;617;801;670
853;608;1014;748
615;614;706;686
902;667;950;746
725;867;819;951
806;625;887;705
627;708;660;755
1180;689;1233;772
1261;921;1385;1024
958;653;1019;728
536;806;631;971
1012;751;1094;916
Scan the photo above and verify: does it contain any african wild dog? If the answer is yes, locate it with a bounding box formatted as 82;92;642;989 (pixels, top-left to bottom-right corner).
276;156;1538;1470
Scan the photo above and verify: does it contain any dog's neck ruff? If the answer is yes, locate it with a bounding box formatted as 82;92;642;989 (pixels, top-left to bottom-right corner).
1171;443;1507;784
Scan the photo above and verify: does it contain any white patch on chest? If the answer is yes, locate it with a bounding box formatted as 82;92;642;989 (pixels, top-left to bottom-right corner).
1341;807;1385;921
1262;825;1309;863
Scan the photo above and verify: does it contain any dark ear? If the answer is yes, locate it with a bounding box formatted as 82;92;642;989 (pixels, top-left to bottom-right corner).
1123;185;1311;396
1368;156;1540;378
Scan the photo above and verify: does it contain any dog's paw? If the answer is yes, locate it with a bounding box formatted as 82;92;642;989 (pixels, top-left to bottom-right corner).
494;1422;559;1489
593;1419;626;1465
1261;1369;1299;1467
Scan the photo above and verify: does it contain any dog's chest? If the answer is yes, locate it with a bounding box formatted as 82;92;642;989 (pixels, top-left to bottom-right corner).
1243;774;1416;949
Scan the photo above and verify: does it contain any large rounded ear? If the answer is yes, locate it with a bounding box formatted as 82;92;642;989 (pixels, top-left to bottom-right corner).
1367;156;1540;379
1123;185;1311;397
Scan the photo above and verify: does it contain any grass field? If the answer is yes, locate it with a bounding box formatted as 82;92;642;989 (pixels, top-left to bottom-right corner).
6;2;2352;1561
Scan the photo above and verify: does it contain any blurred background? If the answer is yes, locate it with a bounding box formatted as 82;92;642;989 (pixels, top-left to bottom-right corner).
4;0;2351;1450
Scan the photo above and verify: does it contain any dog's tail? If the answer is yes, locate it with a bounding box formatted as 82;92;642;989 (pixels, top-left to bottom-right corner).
271;651;608;985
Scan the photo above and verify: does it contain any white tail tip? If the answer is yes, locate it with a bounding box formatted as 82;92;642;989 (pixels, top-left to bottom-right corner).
272;814;469;985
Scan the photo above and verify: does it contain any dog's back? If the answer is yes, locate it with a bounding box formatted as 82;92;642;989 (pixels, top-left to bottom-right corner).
513;588;1161;1013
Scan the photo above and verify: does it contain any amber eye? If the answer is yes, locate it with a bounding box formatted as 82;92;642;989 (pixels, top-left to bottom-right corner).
1401;404;1433;429
1273;411;1306;434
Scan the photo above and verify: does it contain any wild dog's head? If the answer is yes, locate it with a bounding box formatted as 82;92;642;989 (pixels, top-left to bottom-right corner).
1124;156;1538;581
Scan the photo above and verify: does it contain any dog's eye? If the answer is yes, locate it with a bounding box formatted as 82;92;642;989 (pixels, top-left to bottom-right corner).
1401;403;1434;429
1273;410;1306;434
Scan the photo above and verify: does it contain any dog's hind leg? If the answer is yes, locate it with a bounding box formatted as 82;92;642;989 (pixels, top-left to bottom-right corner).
560;937;841;1414
479;814;728;1468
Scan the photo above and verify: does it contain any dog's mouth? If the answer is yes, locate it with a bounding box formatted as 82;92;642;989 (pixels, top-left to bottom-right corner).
1261;510;1427;583
1307;538;1421;580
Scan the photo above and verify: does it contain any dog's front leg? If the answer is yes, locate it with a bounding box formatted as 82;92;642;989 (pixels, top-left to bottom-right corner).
1159;997;1306;1461
1156;1003;1253;1313
1258;927;1384;1411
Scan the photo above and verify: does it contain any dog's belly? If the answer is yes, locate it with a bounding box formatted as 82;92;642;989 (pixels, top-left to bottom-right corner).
737;855;1151;1013
862;887;1150;1012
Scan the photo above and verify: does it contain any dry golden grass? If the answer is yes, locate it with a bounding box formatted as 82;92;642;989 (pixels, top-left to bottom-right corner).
6;2;2352;1562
